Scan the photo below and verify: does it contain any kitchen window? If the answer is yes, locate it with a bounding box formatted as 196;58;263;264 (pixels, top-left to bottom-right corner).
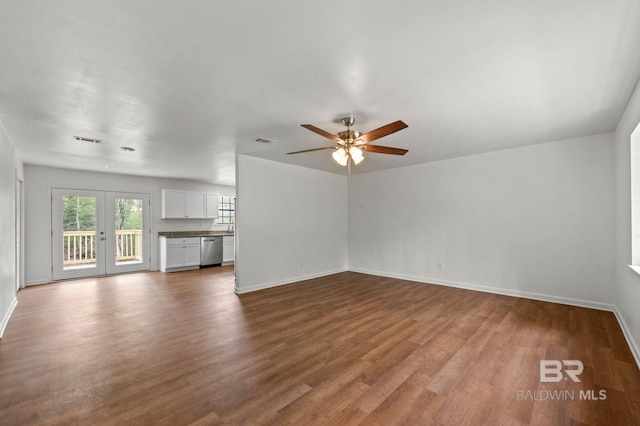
216;196;235;225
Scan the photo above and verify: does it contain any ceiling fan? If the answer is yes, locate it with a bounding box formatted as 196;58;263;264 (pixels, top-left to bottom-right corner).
287;116;409;174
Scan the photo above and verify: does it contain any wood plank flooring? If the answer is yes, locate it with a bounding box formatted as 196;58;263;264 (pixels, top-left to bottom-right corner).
1;267;639;425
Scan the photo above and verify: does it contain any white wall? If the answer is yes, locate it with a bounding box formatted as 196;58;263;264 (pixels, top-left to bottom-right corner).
614;76;640;364
0;122;22;338
235;155;347;293
348;134;615;309
24;164;235;285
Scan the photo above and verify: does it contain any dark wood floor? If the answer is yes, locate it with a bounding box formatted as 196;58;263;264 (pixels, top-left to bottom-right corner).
1;267;639;425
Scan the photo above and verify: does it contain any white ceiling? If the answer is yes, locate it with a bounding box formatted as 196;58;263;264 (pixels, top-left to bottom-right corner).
1;1;639;186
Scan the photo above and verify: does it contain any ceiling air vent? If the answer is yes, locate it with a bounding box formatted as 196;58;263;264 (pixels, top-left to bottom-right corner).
74;136;102;144
255;137;276;144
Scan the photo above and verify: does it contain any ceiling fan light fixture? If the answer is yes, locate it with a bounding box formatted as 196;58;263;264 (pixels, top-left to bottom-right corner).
332;148;348;166
349;146;363;161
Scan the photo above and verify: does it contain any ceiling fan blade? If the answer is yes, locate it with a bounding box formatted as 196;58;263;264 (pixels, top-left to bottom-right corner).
287;146;336;155
301;124;343;143
358;120;408;144
362;145;408;155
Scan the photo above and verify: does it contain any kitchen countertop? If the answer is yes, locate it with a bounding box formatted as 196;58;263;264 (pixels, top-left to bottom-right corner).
158;231;234;237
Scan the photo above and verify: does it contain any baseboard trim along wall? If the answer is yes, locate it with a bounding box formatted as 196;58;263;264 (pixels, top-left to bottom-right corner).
349;267;614;311
613;310;640;370
235;268;349;295
349;267;640;370
25;279;50;287
0;297;17;339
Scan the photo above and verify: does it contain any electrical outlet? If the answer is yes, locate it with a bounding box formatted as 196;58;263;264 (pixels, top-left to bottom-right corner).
437;262;444;271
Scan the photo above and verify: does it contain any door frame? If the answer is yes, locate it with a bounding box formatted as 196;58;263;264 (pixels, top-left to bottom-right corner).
51;188;151;280
15;175;23;291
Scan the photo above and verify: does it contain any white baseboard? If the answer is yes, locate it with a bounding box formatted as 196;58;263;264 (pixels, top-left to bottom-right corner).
235;267;348;294
25;279;51;286
348;268;615;312
613;309;640;370
0;297;17;339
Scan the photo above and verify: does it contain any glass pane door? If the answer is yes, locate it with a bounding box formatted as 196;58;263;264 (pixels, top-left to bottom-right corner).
52;189;150;280
106;192;150;274
52;189;106;280
114;197;143;265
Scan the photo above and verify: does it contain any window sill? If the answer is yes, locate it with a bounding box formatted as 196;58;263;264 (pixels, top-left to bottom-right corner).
628;265;640;276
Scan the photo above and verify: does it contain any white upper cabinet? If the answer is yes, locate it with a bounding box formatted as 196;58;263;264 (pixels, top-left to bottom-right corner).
162;190;186;218
206;193;219;219
162;189;219;219
185;191;206;218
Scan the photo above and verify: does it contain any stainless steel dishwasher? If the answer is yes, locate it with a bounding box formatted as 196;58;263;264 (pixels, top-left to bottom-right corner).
200;236;223;267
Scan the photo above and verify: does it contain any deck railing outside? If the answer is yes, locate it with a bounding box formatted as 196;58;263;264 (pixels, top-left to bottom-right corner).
63;230;142;265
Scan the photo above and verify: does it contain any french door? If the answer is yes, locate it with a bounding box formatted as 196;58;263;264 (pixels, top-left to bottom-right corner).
52;189;150;280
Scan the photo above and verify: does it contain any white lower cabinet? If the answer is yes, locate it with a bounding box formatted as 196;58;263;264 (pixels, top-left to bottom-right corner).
222;235;235;265
160;237;201;272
